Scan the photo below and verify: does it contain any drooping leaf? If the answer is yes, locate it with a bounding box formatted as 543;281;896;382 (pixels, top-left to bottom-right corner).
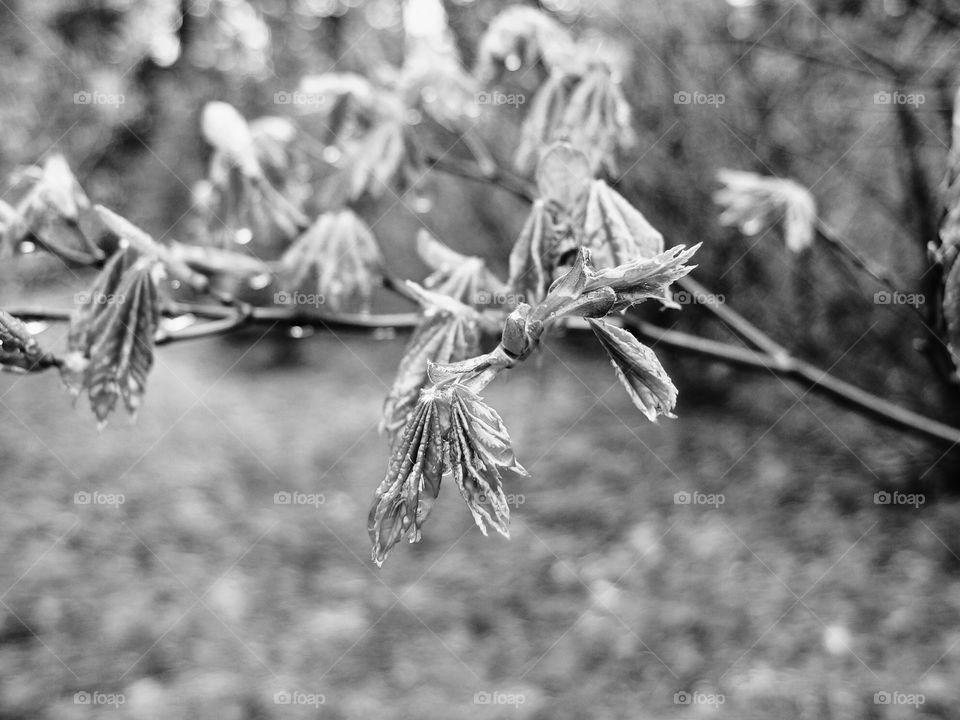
279;209;383;312
515;70;578;175
939;88;960;265
589;319;678;422
0;310;49;372
554;67;636;176
200;102;308;245
943;258;960;379
63;248;161;426
0;199;26;258
15;155;105;264
507;200;551;306
381;284;480;438
417;229;510;306
474;6;578;84
714;169;817;253
368;395;445;566
448;384;527;537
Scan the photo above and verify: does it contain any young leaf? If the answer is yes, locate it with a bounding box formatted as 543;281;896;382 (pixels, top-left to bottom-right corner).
417;229;510;306
15;155;105;264
583;180;665;265
279;210;383;312
515;70;577;175
507;200;551;306
448;384;528;537
589;319;678;421
381;285;481;438
584;243;700;310
0;199;26;258
64;249;161;426
943;258;960;380
200;102;308;244
536;143;593;210
0;310;48;372
714;169;817;253
368;395;445;566
474;6;578;83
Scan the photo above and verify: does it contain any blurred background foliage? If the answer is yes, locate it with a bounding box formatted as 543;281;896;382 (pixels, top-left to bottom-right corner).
2;0;960;718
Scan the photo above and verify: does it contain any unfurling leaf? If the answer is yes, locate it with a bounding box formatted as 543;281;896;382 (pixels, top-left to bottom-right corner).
939;88;960;265
448;384;528;537
381;285;481;439
279;210;383;312
417;229;509;306
0;310;49;372
584;243;700;310
474;6;578;84
63;248;161;426
714;169;816;253
369;396;445;566
583;180;665;265
589;319;678;422
536;143;593;210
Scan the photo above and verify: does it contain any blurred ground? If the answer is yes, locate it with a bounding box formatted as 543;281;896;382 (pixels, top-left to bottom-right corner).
1;311;959;720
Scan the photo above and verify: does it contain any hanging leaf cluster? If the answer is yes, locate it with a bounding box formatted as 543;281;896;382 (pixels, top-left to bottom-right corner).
62;248;162;427
278;209;384;312
199;101;309;247
714;169;817;253
369;379;527;566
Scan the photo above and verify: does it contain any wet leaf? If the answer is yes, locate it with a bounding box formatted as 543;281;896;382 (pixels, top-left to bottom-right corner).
279;210;383;312
475;6;578;84
0;310;48;372
417;229;509;306
584;243;700;310
554;68;636;176
589;319;678;421
64;248;161;426
448;384;527;537
583;180;665;265
714;169;817;253
368;395;445;566
381;285;480;439
507;200;551;305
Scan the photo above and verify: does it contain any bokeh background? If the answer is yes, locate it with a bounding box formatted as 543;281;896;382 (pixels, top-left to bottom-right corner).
2;0;960;718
